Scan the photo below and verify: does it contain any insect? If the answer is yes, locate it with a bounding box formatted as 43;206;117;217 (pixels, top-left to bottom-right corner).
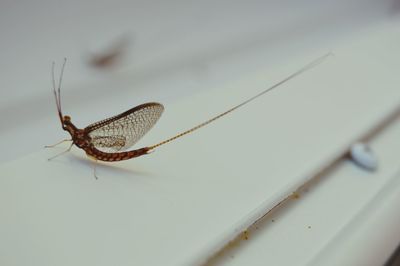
47;54;331;178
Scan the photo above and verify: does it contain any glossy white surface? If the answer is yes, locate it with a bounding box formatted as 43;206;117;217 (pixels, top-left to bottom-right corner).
208;20;400;266
209;111;400;266
0;1;399;266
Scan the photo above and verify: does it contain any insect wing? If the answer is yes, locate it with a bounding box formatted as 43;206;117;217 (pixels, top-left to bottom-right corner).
86;103;164;152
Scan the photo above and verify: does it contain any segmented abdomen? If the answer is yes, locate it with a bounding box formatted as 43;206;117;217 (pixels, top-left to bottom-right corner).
85;146;150;162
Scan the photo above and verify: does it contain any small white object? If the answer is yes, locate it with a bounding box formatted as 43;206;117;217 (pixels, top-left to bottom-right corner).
350;142;378;171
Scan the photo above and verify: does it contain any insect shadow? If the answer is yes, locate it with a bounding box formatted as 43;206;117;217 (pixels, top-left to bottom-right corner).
47;145;156;179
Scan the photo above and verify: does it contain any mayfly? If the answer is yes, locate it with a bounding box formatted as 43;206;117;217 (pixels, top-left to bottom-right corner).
47;54;331;177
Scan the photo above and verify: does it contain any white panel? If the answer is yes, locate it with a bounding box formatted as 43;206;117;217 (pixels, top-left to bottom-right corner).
0;1;399;266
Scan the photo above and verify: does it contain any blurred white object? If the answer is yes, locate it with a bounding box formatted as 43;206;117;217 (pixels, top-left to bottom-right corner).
350;142;378;171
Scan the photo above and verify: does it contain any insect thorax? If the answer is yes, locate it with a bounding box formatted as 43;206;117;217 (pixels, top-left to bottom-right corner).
62;120;90;149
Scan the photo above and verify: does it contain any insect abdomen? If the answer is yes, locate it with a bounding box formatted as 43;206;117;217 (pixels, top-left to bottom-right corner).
85;146;150;162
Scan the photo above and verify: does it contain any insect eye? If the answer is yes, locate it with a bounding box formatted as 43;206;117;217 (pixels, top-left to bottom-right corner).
64;115;71;121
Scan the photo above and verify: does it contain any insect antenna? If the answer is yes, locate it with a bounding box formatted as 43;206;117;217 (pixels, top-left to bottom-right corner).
52;58;67;124
147;53;332;151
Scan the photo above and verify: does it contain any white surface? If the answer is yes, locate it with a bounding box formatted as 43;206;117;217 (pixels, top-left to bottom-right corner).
1;1;400;266
1;20;400;266
209;107;400;266
206;20;400;266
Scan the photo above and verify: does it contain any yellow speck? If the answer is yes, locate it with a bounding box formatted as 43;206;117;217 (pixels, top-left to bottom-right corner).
291;192;300;199
241;230;249;240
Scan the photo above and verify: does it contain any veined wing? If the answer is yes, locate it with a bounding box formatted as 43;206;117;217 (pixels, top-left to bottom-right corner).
85;102;164;153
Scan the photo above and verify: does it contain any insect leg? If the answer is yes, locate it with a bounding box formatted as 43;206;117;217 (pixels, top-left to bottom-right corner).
85;155;99;179
92;159;99;180
47;142;73;161
45;139;72;148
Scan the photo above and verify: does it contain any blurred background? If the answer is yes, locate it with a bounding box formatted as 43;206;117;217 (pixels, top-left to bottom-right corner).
0;0;398;161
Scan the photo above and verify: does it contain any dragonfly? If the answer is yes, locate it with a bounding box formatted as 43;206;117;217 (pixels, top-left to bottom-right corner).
47;53;331;177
